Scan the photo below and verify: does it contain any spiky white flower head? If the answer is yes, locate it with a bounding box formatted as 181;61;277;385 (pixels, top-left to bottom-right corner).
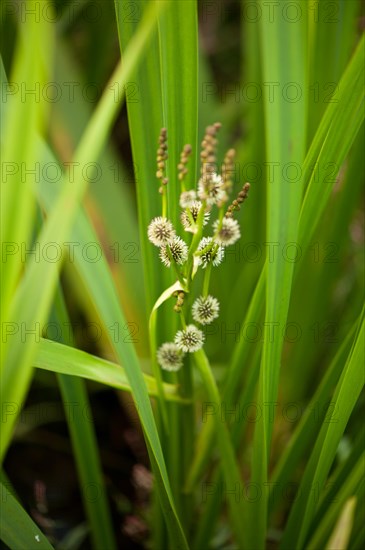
179;190;197;208
213;217;241;246
148;217;176;247
175;324;205;353
180;200;210;233
159;236;189;267
196;237;224;269
192;295;220;325
198;173;228;206
157;342;184;371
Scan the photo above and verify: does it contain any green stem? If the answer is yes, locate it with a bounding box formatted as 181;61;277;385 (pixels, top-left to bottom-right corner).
202;264;212;297
180;311;187;329
173;265;187;290
167;396;182;521
166;246;187;290
178;354;195;536
162;190;167;218
192;349;247;548
186;200;207;283
52;288;117;550
149;309;169;432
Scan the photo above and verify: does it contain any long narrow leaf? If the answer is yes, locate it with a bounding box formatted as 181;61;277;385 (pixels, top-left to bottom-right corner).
246;4;308;546
280;313;365;548
269;318;358;513
0;482;54;550
34;337;187;404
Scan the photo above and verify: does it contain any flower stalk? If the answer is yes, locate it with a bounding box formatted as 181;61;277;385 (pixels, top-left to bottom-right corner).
147;122;251;542
147;123;250;373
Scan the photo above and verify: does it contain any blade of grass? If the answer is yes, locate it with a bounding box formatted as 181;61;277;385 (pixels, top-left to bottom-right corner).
307;0;360;143
157;0;198;531
114;0;166;314
307;451;364;549
51;42;145;328
158;0;198;223
191;341;263;548
298;33;365;247
311;429;365;533
31;197;117;550
246;3;308;546
34;337;187;404
0;482;54;550
228;0;266;305
0;0;47;343
56;374;117;550
269;316;358;514
193;349;247;548
310;489;359;550
349;509;365;550
284;122;364;401
325;497;357;550
280;310;365;548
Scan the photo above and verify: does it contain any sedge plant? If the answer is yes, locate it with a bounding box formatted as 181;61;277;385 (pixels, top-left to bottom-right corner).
0;1;364;549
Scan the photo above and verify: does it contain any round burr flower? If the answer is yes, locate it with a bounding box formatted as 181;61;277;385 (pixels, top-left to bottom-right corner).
147;217;176;247
180;201;210;233
175;324;205;353
198;173;228;206
157;342;184;372
196;237;224;269
213;217;241;246
192;295;220;325
159;236;188;267
179;190;197;208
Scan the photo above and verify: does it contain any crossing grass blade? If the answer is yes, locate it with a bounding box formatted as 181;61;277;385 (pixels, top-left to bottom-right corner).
191;341;263;548
298;33;365;247
310;430;365;536
51;43;145;325
114;0;165;314
324;497;358;550
307;0;360;142
269;318;358;514
158;0;198;221
0;482;54;550
34;337;187;404
280;311;365;549
306;449;364;549
0;1;47;345
31;200;117;550
283;127;365;401
192;349;247;547
57;373;117;550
